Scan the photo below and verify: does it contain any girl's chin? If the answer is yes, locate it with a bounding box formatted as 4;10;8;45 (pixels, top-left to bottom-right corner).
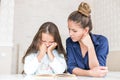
71;39;78;42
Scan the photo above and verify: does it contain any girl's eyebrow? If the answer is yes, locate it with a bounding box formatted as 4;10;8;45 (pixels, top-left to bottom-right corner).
41;40;54;42
69;28;77;31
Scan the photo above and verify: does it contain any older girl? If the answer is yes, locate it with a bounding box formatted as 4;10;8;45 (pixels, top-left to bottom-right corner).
66;2;109;77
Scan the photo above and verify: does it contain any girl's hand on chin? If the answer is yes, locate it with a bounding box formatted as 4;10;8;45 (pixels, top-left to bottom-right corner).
47;42;57;52
39;43;47;53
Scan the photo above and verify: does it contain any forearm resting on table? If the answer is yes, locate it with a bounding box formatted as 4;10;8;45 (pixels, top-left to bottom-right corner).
72;67;108;77
72;67;90;76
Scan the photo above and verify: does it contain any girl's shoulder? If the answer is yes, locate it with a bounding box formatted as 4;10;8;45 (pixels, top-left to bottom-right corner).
25;52;37;60
52;49;64;57
90;33;108;46
66;37;78;47
91;34;108;42
66;37;72;43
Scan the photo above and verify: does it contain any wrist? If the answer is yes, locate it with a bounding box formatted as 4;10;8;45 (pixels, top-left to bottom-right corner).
87;44;94;50
47;50;52;54
88;70;92;77
47;51;54;61
37;54;44;62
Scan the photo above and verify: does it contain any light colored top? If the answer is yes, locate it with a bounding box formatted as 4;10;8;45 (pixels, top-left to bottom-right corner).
24;50;67;75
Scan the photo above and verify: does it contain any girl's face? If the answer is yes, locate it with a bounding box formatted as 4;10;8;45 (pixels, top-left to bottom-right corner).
68;20;88;42
41;33;54;47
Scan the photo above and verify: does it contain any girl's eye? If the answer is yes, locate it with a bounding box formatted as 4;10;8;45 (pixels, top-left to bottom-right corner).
49;41;54;43
41;40;54;44
73;30;77;32
69;29;77;32
42;40;46;42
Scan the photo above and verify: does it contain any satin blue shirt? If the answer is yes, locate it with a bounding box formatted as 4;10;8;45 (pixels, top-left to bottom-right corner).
66;33;109;74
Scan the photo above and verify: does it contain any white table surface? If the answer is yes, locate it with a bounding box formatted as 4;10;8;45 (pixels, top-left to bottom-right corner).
0;72;120;80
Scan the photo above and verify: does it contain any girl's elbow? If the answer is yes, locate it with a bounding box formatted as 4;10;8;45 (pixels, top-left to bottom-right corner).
54;67;66;74
24;70;34;75
24;67;35;75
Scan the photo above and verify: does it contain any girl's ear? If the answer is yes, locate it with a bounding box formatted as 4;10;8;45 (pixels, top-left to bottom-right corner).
84;27;89;34
81;27;89;39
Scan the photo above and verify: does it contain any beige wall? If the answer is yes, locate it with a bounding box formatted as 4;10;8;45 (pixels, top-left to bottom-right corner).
107;51;120;71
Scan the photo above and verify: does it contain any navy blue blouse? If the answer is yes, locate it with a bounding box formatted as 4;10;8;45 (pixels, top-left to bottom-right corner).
66;33;109;74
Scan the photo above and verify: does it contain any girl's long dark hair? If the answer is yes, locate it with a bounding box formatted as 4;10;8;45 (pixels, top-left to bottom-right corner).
22;22;66;63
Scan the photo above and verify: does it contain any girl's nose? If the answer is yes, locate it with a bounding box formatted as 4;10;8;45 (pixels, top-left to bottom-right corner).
45;42;51;47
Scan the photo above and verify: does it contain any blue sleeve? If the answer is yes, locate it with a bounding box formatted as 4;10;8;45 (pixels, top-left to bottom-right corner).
96;36;109;66
66;38;77;74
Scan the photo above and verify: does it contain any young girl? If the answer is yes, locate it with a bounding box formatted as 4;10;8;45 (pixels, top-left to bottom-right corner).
66;2;109;77
22;22;67;75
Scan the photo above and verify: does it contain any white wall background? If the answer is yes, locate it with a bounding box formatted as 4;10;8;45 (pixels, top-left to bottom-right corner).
0;0;120;74
0;0;14;46
0;0;14;74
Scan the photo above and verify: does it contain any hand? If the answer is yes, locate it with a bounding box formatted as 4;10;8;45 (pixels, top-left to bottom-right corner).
47;42;57;61
89;66;108;77
47;42;57;53
81;34;93;48
39;43;47;54
37;43;47;61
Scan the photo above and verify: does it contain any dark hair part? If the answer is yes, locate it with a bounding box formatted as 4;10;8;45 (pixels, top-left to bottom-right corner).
68;2;93;32
22;22;66;63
